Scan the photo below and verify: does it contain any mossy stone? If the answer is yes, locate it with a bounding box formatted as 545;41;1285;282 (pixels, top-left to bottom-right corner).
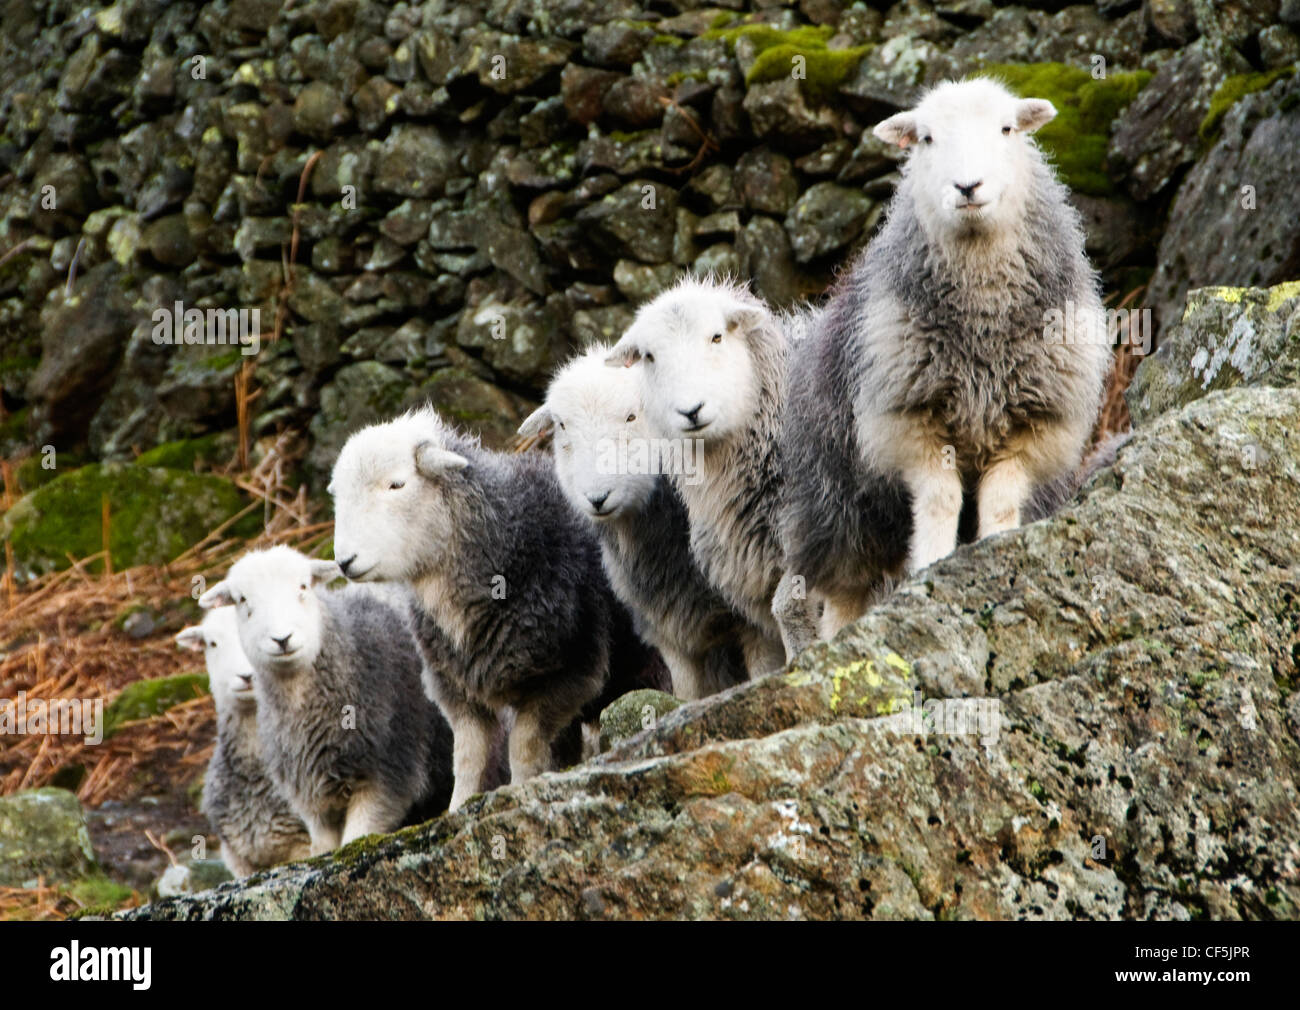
1;463;256;578
707;23;872;106
599;689;682;751
132;434;225;471
1199;66;1297;146
0;788;97;886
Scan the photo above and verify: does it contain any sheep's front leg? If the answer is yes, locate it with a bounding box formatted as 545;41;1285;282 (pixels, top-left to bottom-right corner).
507;706;555;786
659;644;709;701
902;454;963;573
819;585;880;639
305;816;342;857
772;571;819;661
341;784;407;845
739;626;786;679
446;710;496;813
977;456;1032;539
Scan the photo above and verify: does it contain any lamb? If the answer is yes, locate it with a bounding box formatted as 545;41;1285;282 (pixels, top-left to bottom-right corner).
605;277;819;667
197;546;453;854
518;345;749;701
328;408;662;811
779;77;1114;637
176;607;311;876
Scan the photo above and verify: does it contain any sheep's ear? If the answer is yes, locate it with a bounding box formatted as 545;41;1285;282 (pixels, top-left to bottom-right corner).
414;441;469;478
1014;98;1056;133
517;405;553;439
309;560;342;586
725;303;764;334
198;581;235;609
604;341;643;368
175;626;206;652
873;111;919;149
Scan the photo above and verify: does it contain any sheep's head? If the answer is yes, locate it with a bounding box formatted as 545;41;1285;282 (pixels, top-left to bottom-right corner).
176;607;257;714
520;346;659;522
328;410;468;583
605;278;767;442
874;78;1055;238
197;546;340;675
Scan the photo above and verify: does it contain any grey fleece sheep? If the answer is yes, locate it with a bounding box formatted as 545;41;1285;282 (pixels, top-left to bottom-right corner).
199;547;453;854
780;78;1113;637
329;409;663;811
519;344;749;700
177;607;310;876
605;277;817;668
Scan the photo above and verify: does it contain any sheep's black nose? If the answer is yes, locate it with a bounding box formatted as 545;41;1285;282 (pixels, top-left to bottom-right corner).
678;402;704;424
237;674;253;688
587;490;610;511
955;181;982;200
337;555;356;576
271;633;294;652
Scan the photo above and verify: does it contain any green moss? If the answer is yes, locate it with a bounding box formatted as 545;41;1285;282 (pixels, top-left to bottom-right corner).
666;69;709;86
1;462;258;578
747;43;873;104
651;34;684;47
103;672;209;737
983;63;1153;197
133;434;223;472
705;23;870;106
705;23;836;52
1199;66;1296;146
709;12;737;31
66;875;137;911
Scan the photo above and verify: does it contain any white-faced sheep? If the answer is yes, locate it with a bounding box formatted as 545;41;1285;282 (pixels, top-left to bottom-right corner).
197;546;453;853
519;345;749;701
328;409;663;811
606;277;818;668
779;77;1113;637
176;607;311;876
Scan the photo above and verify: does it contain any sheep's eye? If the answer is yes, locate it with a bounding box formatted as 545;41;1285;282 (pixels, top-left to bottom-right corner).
711;333;722;344
389;480;405;490
923;134;933;145
208;641;217;649
299;583;308;591
558;421;565;431
1001;125;1012;135
626;413;636;423
645;352;654;363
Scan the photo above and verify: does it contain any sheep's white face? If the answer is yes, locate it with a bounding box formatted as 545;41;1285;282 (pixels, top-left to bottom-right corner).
607;282;766;442
197;547;340;676
175;607;256;714
874;78;1055;238
328;412;468;584
520;348;657;523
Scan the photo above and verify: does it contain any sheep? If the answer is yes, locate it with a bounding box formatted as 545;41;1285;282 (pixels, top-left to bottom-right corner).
779;77;1114;637
605;277;818;669
197;546;453;854
328;409;663;811
176;607;311;876
518;344;749;701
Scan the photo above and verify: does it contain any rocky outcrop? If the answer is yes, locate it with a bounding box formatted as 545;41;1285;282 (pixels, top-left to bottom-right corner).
126;355;1300;919
1147;70;1300;327
1128;280;1300;424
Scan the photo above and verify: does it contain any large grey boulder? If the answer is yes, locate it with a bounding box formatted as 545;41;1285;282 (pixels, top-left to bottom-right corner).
125;376;1300;920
